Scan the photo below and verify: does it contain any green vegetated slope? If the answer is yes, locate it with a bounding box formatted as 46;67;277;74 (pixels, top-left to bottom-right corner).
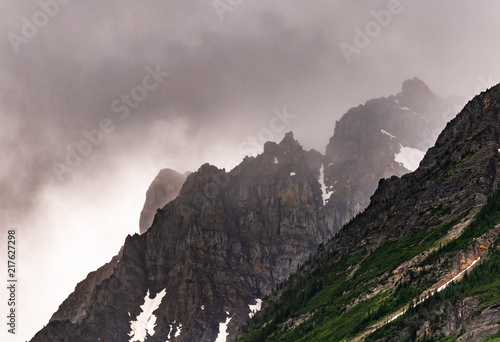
365;190;500;341
238;86;500;342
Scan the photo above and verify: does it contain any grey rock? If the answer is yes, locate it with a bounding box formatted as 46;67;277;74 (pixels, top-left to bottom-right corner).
139;168;187;234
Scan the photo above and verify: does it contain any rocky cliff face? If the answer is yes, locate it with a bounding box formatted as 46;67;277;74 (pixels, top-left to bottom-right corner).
322;78;457;234
139;168;187;234
238;85;500;341
31;132;328;342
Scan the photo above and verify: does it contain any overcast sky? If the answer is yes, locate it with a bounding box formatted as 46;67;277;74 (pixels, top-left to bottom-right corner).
1;1;500;340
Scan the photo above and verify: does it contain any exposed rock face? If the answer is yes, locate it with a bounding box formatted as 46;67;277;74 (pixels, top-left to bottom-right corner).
457;303;500;342
139;168;187;234
49;251;122;325
31;132;327;342
378;298;500;342
237;85;500;341
322;78;456;234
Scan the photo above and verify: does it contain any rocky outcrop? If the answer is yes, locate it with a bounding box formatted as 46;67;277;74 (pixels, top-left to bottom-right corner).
457;303;500;342
322;78;457;234
379;298;500;342
31;132;328;342
139;168;187;234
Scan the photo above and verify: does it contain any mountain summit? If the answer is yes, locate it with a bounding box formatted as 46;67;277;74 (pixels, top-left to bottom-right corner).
139;168;187;234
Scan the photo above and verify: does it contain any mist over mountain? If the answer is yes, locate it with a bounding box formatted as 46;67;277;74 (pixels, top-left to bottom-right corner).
139;169;187;234
322;77;457;235
138;78;456;240
3;3;500;342
239;84;500;341
29;78;498;342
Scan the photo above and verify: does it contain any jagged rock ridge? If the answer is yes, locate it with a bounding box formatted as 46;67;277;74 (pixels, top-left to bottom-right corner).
31;132;328;342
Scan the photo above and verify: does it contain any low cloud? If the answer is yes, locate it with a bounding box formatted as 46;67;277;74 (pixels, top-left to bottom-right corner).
1;1;500;340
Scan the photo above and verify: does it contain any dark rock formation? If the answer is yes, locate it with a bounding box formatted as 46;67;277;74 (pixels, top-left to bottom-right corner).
31;132;328;342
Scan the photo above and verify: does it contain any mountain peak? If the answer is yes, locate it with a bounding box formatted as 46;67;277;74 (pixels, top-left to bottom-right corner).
279;131;299;147
139;168;186;234
399;77;435;110
401;77;432;95
323;78;453;236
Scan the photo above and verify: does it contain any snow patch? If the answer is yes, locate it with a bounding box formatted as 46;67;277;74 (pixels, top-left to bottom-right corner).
385;257;482;326
388;311;404;323
437;257;481;293
129;288;167;342
395;106;410;111
290;172;296;176
274;157;278;164
319;166;328;205
215;314;232;342
395;144;425;172
381;129;396;140
411;111;429;123
249;299;263;318
166;321;182;342
174;323;182;337
201;305;205;310
394;99;399;104
167;324;173;340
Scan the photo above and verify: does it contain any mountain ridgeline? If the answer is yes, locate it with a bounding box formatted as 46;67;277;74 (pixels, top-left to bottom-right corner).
30;79;488;342
238;85;500;341
32;132;328;342
322;77;456;235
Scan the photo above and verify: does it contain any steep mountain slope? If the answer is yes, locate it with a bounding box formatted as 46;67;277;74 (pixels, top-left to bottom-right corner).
139;168;187;234
238;85;500;342
322;78;456;235
30;133;328;342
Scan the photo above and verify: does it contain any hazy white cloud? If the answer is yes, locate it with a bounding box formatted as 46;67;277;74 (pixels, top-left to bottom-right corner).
1;1;500;340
